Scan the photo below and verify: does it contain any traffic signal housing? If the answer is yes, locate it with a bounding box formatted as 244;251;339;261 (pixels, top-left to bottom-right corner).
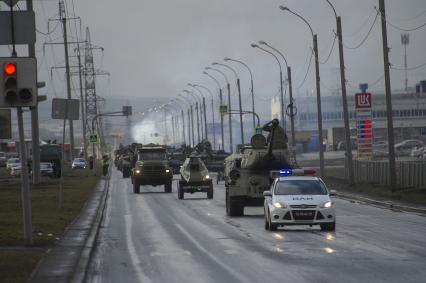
0;57;37;107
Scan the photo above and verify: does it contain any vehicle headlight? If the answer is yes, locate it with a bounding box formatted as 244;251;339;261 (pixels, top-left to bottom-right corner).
321;201;333;208
273;202;287;209
135;169;141;174
205;175;210;179
165;169;170;173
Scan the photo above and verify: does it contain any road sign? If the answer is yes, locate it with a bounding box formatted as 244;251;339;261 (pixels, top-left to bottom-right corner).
52;98;80;120
355;93;373;158
255;127;263;134
0;57;37;107
0;11;36;45
219;104;228;115
88;132;100;144
355;93;372;109
0;108;11;139
420;127;426;136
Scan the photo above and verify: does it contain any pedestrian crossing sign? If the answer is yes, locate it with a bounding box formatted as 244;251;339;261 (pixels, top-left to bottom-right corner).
88;132;100;144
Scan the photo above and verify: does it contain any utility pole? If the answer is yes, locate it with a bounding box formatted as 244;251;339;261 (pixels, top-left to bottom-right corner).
279;69;286;131
236;78;244;145
220;90;225;150
190;105;195;146
401;33;409;92
227;83;233;153
314;35;325;177
287;67;296;148
27;0;40;184
195;102;200;143
75;45;87;159
336;15;355;185
59;1;74;160
379;0;397;191
203;97;208;141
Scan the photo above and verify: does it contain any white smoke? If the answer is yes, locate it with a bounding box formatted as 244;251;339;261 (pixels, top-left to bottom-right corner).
131;118;165;144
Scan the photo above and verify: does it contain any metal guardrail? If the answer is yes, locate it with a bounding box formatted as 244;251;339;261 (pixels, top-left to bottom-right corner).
353;159;426;189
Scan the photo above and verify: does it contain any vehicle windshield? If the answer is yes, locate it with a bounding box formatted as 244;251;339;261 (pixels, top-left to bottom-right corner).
40;163;52;168
275;180;328;195
74;158;85;163
8;159;19;163
139;151;166;160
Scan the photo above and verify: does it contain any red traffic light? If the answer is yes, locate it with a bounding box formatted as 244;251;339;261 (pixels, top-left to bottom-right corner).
4;63;17;76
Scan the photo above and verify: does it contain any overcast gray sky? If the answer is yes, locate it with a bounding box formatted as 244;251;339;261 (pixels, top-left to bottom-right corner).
11;0;426;105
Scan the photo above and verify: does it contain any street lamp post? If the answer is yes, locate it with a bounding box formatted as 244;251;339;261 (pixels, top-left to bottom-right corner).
184;90;202;143
179;94;195;146
280;6;325;177
258;41;295;148
224;58;256;131
206;67;233;153
324;0;354;185
203;71;225;151
194;84;216;150
189;84;208;142
213;62;245;146
251;43;285;130
173;99;187;145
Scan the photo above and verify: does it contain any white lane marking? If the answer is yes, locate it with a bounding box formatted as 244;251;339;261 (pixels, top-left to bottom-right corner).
150;250;191;257
175;223;248;283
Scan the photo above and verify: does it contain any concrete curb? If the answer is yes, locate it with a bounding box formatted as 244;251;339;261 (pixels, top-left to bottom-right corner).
337;192;426;216
28;171;111;283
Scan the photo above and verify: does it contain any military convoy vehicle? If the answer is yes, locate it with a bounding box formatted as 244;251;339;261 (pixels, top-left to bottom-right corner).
178;155;213;199
224;120;294;216
131;145;173;194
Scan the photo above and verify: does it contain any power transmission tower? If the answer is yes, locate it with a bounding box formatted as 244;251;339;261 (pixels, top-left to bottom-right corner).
84;27;110;158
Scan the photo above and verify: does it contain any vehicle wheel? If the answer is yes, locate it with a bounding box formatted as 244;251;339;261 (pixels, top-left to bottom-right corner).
133;182;140;194
207;184;213;199
165;181;172;193
268;212;277;231
320;222;336;232
226;192;244;217
264;209;270;230
178;184;184;199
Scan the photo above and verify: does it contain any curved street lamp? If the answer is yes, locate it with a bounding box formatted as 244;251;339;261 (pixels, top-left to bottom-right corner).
193;84;216;150
184;89;202;143
258;41;295;148
171;98;187;145
251;43;285;128
188;83;208;141
212;62;245;145
203;71;225;150
179;94;196;146
224;57;256;131
279;5;324;177
205;67;233;153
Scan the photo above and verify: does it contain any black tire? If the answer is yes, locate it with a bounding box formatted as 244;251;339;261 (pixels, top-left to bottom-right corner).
207;184;213;199
133;182;140;194
320;222;336;232
264;209;270;230
268;212;277;231
165;180;172;193
226;191;244;217
178;184;184;199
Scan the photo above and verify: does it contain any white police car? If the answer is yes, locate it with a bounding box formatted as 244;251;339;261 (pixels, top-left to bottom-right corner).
263;169;336;231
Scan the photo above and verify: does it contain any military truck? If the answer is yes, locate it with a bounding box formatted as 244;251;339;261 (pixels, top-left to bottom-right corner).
224;120;294;216
131;145;173;194
178;155;213;199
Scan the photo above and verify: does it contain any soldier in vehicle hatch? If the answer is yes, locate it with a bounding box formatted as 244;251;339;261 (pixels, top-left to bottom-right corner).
262;118;288;149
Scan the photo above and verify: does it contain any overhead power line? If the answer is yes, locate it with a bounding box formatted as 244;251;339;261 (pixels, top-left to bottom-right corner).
344;10;380;50
296;49;314;90
391;61;426;71
375;7;426;32
320;32;337;64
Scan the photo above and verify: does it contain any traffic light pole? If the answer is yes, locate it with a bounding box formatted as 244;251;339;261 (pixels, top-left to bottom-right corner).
17;107;33;245
27;0;41;184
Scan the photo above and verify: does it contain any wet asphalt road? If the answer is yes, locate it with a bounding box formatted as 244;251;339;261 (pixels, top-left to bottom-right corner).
87;168;426;283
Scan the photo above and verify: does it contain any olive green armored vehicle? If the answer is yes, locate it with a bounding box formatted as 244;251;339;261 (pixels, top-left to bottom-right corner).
224;119;294;216
131;145;173;194
178;155;213;199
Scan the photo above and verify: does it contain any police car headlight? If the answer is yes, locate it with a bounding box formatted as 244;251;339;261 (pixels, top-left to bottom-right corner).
320;201;333;208
273;202;287;209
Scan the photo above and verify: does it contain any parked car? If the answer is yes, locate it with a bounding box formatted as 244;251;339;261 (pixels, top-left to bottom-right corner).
6;158;20;170
395;140;424;156
410;146;425;158
10;164;22;177
72;158;87;169
39;162;55;177
0;152;7;167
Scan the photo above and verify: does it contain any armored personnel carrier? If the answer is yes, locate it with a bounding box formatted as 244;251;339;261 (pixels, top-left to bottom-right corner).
178;155;213;199
131;144;173;194
224;120;294;216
